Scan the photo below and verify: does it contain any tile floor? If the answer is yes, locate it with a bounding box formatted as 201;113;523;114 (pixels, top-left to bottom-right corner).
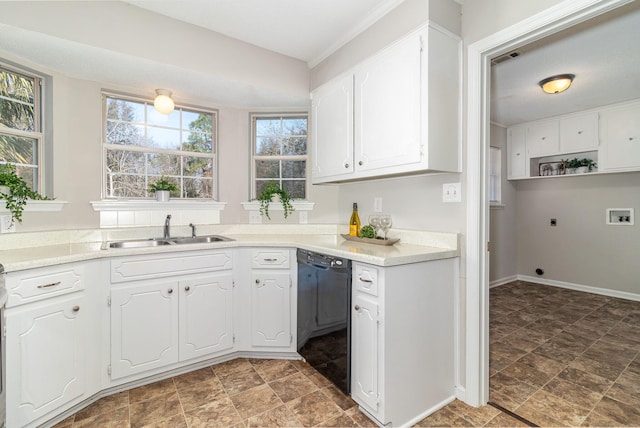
417;280;640;427
53;280;640;427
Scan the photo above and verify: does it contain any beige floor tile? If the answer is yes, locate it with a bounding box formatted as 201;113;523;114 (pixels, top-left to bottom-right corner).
345;407;378;427
286;390;343;427
542;377;603;410
74;391;129;422
316;413;359;427
516;389;590;426
591;395;640;426
212;357;252;376
605;369;640;405
269;371;319;403
218;366;265;395
251;358;299;382
555;366;613;394
412;406;472;427
176;378;226;412
483;411;530;427
445;400;500;426
129;379;176;404
231;383;283;420
72;406;129;428
183;393;242;428
172;366;215;390
129;391;182;428
245;404;304;427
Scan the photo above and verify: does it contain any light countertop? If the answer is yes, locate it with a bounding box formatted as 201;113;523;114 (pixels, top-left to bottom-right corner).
0;225;459;272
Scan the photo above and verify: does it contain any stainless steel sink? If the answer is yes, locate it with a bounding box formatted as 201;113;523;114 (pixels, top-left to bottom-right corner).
171;235;233;244
103;235;233;249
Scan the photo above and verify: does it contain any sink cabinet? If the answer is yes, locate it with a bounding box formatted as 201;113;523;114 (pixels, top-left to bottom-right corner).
311;24;460;184
109;250;234;381
351;259;456;427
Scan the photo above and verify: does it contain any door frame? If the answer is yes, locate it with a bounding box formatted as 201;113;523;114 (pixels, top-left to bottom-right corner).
464;0;633;406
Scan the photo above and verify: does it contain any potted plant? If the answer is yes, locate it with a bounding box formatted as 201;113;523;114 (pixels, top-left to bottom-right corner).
149;176;178;201
256;181;294;219
564;158;581;174
578;158;597;173
0;163;49;226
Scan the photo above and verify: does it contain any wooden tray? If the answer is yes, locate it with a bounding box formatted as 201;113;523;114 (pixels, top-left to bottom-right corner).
340;234;399;246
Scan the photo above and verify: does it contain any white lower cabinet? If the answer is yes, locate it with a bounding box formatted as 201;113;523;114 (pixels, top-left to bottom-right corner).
351;259;456;427
5;260;105;428
109;250;235;381
6;294;86;428
250;272;291;348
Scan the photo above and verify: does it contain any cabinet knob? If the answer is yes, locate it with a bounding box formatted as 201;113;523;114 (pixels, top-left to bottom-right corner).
255;279;260;284
354;305;360;311
168;288;173;294
516;153;520;156
578;131;583;135
185;286;190;291
541;137;546;140
358;160;363;166
630;137;635;141
72;305;80;312
344;163;349;168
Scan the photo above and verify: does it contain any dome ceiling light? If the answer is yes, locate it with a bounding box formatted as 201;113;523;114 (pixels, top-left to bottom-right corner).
538;74;575;94
153;89;175;114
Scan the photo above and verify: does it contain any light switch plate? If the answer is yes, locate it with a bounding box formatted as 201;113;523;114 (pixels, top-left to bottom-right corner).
443;183;461;203
374;197;383;212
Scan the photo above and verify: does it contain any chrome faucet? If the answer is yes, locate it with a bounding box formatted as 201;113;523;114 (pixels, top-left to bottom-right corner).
163;214;172;239
189;223;196;238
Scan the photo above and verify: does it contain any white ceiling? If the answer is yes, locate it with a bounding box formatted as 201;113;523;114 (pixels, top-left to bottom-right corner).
123;0;405;67
490;1;640;126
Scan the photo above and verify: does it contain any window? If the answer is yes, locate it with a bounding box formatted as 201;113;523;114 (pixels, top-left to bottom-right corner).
0;64;42;192
251;114;307;199
104;94;217;199
489;146;501;204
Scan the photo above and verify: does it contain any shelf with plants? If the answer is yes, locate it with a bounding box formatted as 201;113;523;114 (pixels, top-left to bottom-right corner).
527;150;598;178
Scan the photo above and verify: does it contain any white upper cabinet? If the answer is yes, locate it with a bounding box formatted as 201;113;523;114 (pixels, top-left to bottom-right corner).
507;126;526;179
559;112;599;152
311;24;460;184
600;101;640;170
311;74;354;180
526;121;559;157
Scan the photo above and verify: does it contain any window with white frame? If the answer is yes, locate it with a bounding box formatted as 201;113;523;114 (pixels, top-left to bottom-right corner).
104;94;217;199
251;114;308;199
0;64;43;192
489;146;501;204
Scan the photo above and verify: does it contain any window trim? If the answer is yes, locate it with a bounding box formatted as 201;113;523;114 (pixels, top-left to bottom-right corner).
249;112;309;200
101;91;219;200
0;61;45;194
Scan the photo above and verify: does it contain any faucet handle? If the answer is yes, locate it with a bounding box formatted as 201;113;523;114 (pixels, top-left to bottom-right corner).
166;214;172;220
189;223;196;238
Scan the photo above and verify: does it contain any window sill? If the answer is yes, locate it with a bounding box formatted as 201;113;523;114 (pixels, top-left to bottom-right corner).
241;201;315;224
90;200;227;228
0;199;68;214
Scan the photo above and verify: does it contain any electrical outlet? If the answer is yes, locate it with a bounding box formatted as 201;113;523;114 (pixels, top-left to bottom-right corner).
249;211;262;224
443;183;461;203
0;215;15;233
374;197;382;213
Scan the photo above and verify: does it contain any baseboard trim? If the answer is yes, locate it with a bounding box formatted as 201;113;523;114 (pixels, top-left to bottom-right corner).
518;275;640;302
455;385;466;402
489;275;518;288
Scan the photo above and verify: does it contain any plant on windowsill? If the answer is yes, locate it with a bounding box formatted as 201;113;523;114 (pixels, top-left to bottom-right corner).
149;176;178;202
256;181;294;219
0;163;50;226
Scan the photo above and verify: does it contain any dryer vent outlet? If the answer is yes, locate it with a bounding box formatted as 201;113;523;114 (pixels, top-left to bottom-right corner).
535;268;544;276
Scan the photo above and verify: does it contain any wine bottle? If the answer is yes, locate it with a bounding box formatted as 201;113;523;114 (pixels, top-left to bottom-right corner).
349;202;361;236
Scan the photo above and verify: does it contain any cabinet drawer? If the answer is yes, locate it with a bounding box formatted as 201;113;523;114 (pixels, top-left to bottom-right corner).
353;264;379;297
111;250;233;283
5;263;84;307
251;249;290;269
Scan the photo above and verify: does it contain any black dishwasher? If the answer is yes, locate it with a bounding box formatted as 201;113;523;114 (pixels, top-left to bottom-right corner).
297;249;351;394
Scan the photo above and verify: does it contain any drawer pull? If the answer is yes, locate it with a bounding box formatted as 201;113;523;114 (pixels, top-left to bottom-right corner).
168;288;173;294
37;281;61;289
72;306;80;312
185;286;190;291
354;305;360;311
358;277;374;283
344;163;349;168
255;279;260;284
263;258;278;262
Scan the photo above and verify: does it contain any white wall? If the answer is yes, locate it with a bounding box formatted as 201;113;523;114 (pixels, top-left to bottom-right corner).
489;124;518;284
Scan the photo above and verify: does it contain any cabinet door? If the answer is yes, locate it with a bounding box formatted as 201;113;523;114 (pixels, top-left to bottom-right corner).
507;126;527;179
251;272;291;348
526;121;559;157
351;293;379;412
601;104;640;170
6;295;85;427
354;32;422;172
110;281;179;379
560;112;599;152
180;273;234;361
311;74;354;182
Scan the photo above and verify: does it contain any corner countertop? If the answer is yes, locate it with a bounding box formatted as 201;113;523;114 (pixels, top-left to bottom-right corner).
0;225;459;272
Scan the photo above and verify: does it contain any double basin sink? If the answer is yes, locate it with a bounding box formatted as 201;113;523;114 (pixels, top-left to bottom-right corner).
103;235;233;249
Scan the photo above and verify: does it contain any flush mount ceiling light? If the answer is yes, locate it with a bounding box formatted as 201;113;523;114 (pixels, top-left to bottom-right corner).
538;74;575;94
153;89;175;114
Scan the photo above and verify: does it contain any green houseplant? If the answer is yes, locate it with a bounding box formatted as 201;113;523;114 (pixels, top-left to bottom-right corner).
149;176;178;201
256;181;294;219
0;163;49;226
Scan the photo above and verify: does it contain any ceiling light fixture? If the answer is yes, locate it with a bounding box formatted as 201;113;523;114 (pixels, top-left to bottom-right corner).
538;74;575;94
153;89;175;114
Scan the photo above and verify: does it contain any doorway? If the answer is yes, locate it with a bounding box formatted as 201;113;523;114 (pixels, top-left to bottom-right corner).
465;0;634;408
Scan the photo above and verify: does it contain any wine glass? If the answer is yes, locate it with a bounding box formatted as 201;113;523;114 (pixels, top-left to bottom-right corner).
379;214;392;240
368;214;381;238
